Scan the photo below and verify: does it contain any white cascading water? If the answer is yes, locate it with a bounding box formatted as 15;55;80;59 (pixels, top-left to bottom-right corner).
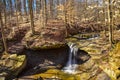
62;43;78;74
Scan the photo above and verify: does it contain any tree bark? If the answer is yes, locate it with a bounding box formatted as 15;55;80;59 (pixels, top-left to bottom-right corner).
9;0;13;15
3;0;7;28
107;0;113;47
24;0;27;15
50;0;54;18
103;0;107;37
15;0;20;30
0;11;7;53
29;0;35;34
44;0;47;26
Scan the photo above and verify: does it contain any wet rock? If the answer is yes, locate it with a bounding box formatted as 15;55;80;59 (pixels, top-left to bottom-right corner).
0;54;26;79
77;59;95;71
77;59;111;80
75;49;91;64
19;46;69;76
96;71;111;80
8;43;25;54
66;33;111;60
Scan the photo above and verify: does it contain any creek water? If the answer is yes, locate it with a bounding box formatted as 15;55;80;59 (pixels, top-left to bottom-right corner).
62;34;100;74
62;43;78;74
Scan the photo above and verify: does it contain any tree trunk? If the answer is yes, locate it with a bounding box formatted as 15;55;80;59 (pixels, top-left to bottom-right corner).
29;0;35;34
103;0;107;37
107;0;113;47
0;11;7;53
9;0;13;15
64;0;67;26
44;0;47;26
3;0;7;28
15;0;20;30
57;0;59;18
84;0;87;21
50;0;54;18
24;0;27;15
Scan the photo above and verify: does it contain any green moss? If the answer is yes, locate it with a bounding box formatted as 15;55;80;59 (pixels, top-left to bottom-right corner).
31;43;66;50
33;69;81;80
66;38;78;42
99;42;120;80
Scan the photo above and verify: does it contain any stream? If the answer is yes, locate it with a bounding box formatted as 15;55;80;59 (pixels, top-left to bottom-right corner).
62;43;78;74
16;33;111;80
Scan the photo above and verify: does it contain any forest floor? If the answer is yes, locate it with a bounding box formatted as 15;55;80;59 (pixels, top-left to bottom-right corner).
0;18;120;79
1;18;119;53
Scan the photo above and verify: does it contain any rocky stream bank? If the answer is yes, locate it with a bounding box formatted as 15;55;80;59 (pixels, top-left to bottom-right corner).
0;21;120;80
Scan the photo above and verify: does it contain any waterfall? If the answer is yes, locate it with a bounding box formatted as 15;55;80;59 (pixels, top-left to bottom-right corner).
62;43;78;74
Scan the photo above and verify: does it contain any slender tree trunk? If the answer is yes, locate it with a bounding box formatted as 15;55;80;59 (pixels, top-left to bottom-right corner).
57;0;59;19
8;0;12;28
107;0;113;47
96;0;99;23
41;0;44;27
3;0;7;28
57;0;59;6
15;0;20;30
84;0;87;21
39;0;42;10
39;0;43;27
9;0;13;15
103;0;107;37
29;0;35;34
44;0;47;26
41;0;47;27
50;0;53;18
64;0;67;26
0;11;7;53
64;0;68;36
111;1;114;39
24;0;27;15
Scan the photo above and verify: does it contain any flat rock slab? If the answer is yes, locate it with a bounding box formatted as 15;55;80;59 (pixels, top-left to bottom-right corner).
8;43;25;54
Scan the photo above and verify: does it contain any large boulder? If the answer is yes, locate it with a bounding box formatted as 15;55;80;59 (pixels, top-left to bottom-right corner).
18;46;69;76
23;28;66;50
0;54;26;79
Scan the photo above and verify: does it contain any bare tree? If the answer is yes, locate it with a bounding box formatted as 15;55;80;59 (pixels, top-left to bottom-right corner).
15;0;20;29
3;0;7;28
44;0;47;26
29;0;35;34
107;0;113;46
0;10;7;53
24;0;27;15
103;0;107;37
50;0;54;18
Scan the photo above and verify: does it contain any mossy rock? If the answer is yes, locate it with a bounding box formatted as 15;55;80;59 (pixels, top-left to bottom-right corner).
0;54;26;79
33;69;81;80
99;42;120;80
65;37;78;42
24;31;67;50
30;43;67;50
